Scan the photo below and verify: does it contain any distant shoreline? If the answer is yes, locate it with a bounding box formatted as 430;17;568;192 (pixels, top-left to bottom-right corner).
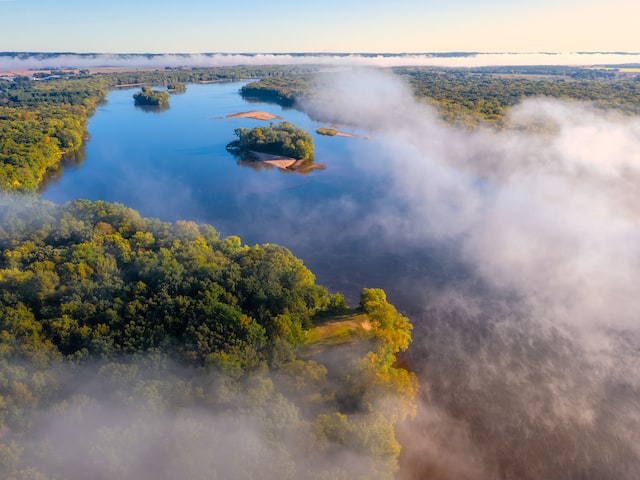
3;52;640;73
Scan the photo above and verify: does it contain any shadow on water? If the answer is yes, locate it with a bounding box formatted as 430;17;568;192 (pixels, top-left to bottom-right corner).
134;103;171;113
38;145;87;193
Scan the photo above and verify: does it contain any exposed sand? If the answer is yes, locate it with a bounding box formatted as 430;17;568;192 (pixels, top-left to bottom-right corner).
317;125;369;140
247;150;295;168
245;150;325;172
226;110;283;121
264;159;298;169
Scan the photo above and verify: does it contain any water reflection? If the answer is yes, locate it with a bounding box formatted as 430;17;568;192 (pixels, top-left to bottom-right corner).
134;103;170;113
38;145;87;192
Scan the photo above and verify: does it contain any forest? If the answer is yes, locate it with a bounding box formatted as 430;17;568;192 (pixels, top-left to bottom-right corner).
0;197;416;479
240;67;640;127
133;86;170;106
227;122;314;160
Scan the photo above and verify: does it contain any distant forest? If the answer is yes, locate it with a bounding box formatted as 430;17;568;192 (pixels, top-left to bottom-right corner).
241;66;640;128
1;64;639;191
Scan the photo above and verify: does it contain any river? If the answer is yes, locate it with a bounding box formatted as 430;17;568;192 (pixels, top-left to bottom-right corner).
40;80;640;479
41;82;455;310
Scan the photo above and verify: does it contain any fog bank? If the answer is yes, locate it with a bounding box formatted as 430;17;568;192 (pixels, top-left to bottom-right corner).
305;69;640;479
2;51;640;73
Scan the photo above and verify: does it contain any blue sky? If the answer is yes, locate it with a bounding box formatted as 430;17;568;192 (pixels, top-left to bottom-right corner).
0;0;638;53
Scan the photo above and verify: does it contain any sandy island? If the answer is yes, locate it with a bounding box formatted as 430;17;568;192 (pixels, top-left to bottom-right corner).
226;110;283;121
246;150;325;172
317;125;369;140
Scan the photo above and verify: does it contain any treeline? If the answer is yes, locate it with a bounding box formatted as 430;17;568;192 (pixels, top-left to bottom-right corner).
0;198;416;479
227;122;314;160
0;76;109;191
240;67;640;128
0;66;312;193
167;81;186;93
110;65;317;87
396;67;640;127
240;74;314;107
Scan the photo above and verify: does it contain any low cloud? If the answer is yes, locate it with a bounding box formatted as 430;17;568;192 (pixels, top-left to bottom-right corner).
2;52;640;73
305;68;640;479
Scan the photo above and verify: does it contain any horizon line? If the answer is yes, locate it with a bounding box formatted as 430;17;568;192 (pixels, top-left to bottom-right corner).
2;51;640;56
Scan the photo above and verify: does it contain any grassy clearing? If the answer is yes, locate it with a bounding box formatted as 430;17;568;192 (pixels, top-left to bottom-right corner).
305;311;372;350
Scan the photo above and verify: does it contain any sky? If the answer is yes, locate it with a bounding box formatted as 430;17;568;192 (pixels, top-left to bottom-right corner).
0;0;639;53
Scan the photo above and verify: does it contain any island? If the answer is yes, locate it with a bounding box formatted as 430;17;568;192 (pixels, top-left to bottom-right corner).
316;126;337;136
227;121;314;160
226;110;283;121
227;122;323;172
167;81;186;93
316;126;369;139
133;86;170;106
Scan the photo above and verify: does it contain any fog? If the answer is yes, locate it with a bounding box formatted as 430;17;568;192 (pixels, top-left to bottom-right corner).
2;51;640;72
4;64;640;478
303;69;640;479
2;358;393;480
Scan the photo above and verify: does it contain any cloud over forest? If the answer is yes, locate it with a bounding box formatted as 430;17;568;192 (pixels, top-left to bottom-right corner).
2;52;640;72
304;69;640;479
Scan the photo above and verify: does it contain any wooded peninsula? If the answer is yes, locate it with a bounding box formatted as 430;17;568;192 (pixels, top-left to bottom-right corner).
0;197;416;479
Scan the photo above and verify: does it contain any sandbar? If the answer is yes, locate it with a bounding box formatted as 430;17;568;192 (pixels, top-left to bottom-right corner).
316;125;369;140
226;110;283;121
245;150;325;172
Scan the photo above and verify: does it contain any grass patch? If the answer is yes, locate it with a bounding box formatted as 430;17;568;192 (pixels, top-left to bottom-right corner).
305;311;372;349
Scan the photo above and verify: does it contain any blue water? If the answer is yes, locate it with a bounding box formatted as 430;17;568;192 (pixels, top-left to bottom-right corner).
41;82;412;303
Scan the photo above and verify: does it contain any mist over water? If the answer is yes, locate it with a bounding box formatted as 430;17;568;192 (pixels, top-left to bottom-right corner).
305;69;640;479
37;71;640;478
3;52;640;72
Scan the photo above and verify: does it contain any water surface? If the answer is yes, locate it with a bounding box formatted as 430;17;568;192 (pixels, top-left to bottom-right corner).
42;82;444;306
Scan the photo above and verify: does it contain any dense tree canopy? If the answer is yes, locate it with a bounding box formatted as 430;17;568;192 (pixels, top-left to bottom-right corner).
0;198;416;479
227;121;314;160
133;86;170;106
167;81;186;93
240;75;312;107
